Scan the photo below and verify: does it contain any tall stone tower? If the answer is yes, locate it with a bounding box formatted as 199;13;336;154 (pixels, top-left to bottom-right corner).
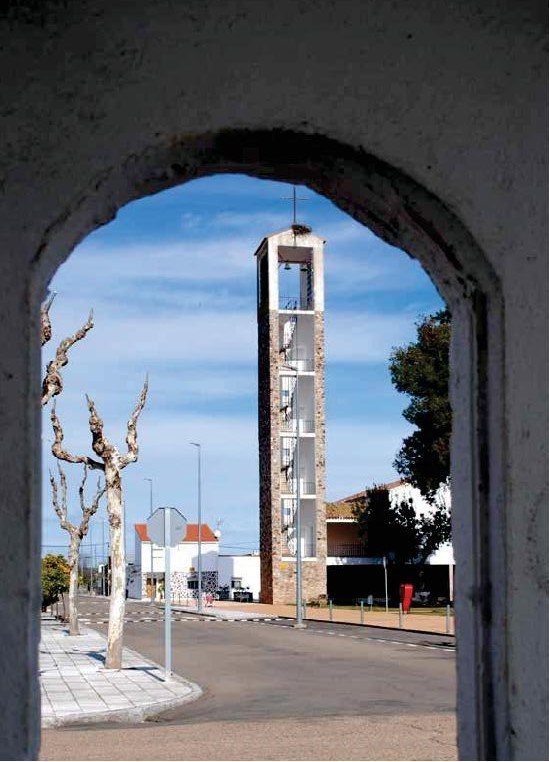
255;225;327;604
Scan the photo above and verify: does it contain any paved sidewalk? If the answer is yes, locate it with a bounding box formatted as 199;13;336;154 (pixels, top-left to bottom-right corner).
187;601;456;635
40;616;201;728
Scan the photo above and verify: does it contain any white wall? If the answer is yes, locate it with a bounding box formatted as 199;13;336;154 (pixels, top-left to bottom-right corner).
138;539;219;574
218;555;261;601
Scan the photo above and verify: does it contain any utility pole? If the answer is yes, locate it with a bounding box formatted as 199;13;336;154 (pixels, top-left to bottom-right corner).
144;478;154;603
294;368;305;628
101;519;105;595
190;443;203;614
89;523;94;594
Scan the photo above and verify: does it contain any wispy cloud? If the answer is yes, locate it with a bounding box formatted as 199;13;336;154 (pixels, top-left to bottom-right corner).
41;174;442;556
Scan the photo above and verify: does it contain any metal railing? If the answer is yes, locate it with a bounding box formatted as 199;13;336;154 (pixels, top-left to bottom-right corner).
279;295;314;311
280;356;314;372
281;479;316;495
280;418;315;433
282;540;316;558
327;543;369;557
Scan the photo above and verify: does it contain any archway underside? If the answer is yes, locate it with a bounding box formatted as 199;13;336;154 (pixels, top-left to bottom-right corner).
31;128;506;761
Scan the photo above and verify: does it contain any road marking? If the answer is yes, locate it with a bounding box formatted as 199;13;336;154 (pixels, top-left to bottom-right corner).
80;613;455;654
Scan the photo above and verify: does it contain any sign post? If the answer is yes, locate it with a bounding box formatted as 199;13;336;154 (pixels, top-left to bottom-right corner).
383;556;389;613
146;507;187;681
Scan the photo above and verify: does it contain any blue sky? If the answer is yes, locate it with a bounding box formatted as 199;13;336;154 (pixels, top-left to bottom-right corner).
41;174;444;563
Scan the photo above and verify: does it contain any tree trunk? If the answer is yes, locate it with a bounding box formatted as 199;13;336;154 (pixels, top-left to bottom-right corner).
68;539;80;635
105;469;125;669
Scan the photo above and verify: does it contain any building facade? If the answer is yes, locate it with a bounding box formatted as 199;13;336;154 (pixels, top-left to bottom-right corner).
326;481;454;604
130;523;262;602
256;226;327;604
131;522;220;601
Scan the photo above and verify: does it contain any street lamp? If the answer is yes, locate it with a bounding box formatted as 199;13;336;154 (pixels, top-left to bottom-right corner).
283;358;305;629
144;478;154;603
190;442;203;614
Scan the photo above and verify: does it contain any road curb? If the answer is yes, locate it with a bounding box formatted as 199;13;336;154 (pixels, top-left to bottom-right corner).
274;615;456;639
41;628;203;729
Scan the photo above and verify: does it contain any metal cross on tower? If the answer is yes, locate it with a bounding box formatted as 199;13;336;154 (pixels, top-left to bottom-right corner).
282;186;308;226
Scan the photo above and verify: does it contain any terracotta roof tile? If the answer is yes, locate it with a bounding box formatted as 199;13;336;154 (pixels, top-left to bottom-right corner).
325;502;357;520
135;522;217;543
337;480;405;504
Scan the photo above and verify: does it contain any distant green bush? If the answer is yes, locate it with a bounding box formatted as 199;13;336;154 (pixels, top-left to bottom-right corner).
41;554;70;611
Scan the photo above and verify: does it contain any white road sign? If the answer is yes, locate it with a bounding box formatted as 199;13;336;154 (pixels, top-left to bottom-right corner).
146;507;187;547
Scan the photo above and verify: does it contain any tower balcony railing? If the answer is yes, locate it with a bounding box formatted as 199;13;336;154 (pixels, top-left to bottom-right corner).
280;355;314;372
279;418;315;434
280;478;316;495
279;295;314;311
327;543;369;557
282;541;316;558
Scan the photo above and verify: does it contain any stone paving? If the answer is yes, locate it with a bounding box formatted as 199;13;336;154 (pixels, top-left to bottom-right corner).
40;616;201;728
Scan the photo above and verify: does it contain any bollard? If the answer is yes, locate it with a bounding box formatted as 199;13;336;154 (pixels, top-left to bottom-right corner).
399;603;403;629
303;600;307;620
446;604;451;634
329;599;333;621
360;600;364;625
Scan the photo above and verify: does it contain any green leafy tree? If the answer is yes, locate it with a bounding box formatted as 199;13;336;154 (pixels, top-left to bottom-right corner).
389;309;451;502
353;487;452;565
41;554;70;612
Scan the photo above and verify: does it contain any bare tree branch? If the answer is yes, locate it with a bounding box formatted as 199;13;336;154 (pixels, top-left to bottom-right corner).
49;464;78;535
41;292;56;347
51;404;104;471
85;394;113;461
78;465;107;538
120;377;149;469
42;310;94;407
49;461;106;636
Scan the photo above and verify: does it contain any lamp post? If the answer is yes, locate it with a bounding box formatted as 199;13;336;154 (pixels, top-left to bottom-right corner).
283;358;305;629
190;442;203;614
383;555;389;613
144;478;154;603
101;518;105;596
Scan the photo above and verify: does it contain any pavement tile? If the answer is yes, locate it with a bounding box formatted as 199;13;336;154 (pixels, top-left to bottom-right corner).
40;616;201;728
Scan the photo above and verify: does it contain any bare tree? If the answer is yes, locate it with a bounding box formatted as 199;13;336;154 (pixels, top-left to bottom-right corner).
41;294;94;407
50;463;106;635
41;293;56;347
51;380;148;668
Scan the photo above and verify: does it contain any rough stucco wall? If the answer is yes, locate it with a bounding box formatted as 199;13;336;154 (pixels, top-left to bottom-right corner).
0;1;547;758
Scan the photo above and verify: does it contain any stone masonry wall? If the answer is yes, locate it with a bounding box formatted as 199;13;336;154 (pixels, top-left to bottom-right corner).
264;307;327;604
258;305;280;602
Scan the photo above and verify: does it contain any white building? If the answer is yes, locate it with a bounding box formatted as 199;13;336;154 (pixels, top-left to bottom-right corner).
130;522;261;602
327;480;453;564
326;480;454;603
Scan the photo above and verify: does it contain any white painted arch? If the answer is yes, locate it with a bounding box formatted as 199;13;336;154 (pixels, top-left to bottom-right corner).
30;129;507;762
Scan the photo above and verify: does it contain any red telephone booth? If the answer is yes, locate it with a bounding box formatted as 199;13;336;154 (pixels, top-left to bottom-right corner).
400;583;414;613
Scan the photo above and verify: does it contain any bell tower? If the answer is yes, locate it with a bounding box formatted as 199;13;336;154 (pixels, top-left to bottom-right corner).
255;224;327;604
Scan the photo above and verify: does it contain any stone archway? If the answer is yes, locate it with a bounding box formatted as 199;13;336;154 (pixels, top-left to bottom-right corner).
30;129;505;759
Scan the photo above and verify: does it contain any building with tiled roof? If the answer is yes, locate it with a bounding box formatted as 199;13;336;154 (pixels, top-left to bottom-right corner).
129;521;261;603
134;522;218;544
325;480;454;604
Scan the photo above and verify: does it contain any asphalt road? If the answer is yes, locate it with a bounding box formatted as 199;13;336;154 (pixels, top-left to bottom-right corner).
41;598;457;760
